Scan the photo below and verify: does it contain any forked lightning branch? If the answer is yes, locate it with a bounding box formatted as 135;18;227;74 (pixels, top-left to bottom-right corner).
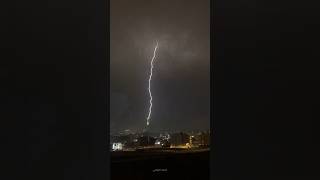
146;41;159;127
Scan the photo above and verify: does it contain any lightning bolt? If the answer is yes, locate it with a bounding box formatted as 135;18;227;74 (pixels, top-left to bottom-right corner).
146;41;159;126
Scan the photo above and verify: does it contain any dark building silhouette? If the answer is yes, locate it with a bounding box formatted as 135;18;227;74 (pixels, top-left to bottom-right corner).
170;132;190;146
160;139;171;147
138;136;156;146
198;131;210;146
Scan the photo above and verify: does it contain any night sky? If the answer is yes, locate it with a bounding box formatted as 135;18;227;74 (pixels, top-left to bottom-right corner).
110;0;210;133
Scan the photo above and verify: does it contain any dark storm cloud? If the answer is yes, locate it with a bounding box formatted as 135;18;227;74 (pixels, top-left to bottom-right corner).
111;0;210;132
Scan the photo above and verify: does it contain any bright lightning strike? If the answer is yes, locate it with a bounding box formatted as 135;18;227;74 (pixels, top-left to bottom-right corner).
146;41;159;127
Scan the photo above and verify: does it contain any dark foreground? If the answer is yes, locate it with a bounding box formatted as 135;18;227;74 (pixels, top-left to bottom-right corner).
111;149;210;180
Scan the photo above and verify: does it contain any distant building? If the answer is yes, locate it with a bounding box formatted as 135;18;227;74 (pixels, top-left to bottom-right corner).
169;132;190;146
112;143;123;151
154;139;162;147
183;131;210;147
160;139;171;147
110;134;136;147
189;135;196;145
154;139;171;148
138;135;156;146
159;132;170;140
198;131;210;146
